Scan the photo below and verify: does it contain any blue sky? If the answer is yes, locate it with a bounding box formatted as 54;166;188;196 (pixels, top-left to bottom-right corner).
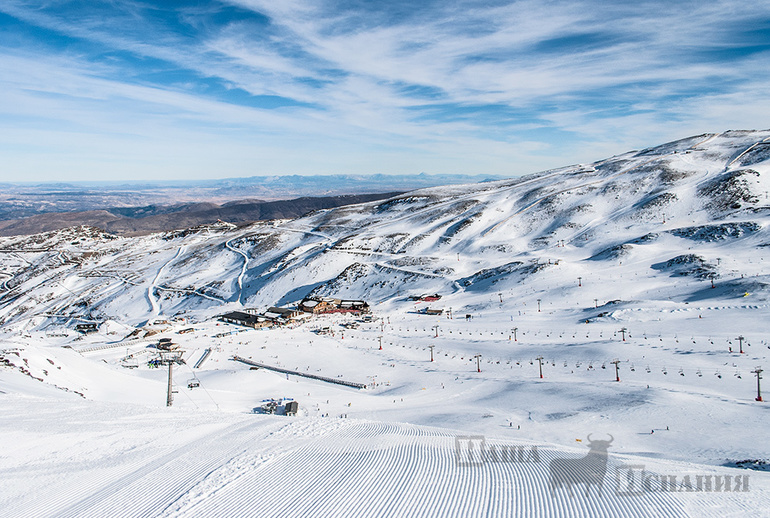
1;0;769;182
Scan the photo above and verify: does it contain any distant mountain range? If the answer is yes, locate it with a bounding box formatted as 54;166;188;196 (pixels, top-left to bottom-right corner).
2;128;769;327
0;193;404;237
0;173;503;236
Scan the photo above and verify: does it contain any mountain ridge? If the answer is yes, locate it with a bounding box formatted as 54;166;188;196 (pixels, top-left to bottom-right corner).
0;192;404;237
1;129;769;328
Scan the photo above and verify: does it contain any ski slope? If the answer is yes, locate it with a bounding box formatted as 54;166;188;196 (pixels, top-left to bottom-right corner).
2;390;766;518
2;130;770;516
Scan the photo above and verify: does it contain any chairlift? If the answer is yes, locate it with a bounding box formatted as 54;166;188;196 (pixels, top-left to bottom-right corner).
187;378;200;389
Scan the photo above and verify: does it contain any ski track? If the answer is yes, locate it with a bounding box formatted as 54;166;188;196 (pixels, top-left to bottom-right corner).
5;419;287;518
32;419;736;518
275;226;334;245
147;246;184;316
225;239;249;305
726;136;770;169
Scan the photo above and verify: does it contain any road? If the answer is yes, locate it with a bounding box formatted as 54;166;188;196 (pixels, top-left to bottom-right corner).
147;246;184;316
225;238;249;305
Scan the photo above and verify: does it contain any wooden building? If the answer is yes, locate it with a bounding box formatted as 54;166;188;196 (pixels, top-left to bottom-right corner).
299;297;370;315
298;298;335;314
220;311;274;329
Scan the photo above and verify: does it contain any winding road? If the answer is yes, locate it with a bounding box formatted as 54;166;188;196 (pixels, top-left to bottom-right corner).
147;246;184;316
225;239;249;305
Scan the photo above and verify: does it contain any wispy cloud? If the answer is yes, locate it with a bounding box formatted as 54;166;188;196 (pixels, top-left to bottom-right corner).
0;0;769;181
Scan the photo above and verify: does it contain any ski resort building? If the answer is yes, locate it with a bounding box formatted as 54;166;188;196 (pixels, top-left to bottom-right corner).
298;298;334;314
299;297;370;315
219;311;275;329
263;307;304;320
220;306;307;329
74;323;98;334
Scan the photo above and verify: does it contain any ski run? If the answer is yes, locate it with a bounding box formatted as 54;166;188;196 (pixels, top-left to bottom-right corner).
2;130;770;516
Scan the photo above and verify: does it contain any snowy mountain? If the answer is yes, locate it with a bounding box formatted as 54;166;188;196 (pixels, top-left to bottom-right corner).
2;130;770;516
2;130;770;326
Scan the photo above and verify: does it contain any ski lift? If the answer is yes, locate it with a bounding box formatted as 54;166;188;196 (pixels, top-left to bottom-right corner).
187;378;200;389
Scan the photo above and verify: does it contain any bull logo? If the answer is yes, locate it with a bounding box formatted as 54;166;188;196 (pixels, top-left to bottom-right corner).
549;434;613;497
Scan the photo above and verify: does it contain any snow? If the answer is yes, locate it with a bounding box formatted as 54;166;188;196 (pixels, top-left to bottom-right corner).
2;130;770;515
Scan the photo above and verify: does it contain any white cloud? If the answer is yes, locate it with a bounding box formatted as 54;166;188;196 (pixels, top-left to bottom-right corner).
0;0;768;180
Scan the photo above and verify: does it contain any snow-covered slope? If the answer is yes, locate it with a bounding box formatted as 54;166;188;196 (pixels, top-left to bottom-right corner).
2;130;770;516
3;130;770;328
